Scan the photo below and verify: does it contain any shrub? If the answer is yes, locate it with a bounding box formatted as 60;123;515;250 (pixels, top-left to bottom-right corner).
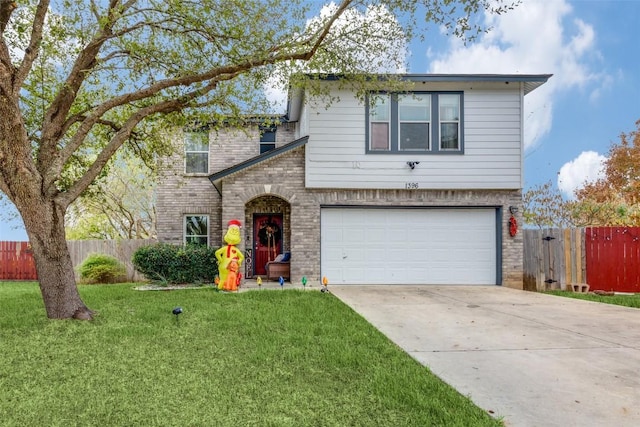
77;253;127;284
132;243;218;285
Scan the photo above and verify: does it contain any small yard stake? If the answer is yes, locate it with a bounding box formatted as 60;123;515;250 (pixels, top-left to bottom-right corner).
172;307;183;326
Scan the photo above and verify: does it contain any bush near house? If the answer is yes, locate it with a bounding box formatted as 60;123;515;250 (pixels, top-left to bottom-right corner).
132;243;218;285
77;253;127;284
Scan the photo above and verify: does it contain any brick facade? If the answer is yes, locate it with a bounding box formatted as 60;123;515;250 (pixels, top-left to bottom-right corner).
156;126;524;289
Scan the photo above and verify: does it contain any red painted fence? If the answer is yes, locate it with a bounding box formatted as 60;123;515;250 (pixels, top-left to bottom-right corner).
0;241;38;280
585;227;640;293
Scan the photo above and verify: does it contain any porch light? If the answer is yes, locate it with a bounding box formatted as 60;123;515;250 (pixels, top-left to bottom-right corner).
406;161;420;170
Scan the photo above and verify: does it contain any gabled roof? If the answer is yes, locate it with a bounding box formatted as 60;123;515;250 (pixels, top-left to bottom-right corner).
208;135;309;194
286;73;552;121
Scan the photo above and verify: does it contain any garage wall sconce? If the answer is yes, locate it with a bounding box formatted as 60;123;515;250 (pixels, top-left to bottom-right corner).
406;161;420;170
509;206;519;215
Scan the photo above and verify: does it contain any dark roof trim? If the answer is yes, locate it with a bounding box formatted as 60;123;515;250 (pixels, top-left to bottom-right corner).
208;135;309;193
305;73;552;84
286;73;552;121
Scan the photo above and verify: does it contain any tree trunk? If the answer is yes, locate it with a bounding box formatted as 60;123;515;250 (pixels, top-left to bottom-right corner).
24;202;94;320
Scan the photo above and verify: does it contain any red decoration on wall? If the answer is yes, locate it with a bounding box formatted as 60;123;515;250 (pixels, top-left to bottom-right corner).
509;216;518;237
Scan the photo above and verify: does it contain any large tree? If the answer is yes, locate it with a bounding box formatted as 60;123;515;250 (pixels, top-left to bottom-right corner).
524;120;640;228
65;154;157;240
574;119;640;225
523;180;571;228
0;0;517;319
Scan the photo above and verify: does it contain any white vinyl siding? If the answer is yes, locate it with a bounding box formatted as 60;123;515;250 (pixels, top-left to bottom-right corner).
305;84;523;190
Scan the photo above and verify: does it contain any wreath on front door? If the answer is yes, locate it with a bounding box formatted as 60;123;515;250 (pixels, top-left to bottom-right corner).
258;221;281;246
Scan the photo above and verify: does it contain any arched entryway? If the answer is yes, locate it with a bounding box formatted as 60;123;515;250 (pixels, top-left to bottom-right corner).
244;195;291;278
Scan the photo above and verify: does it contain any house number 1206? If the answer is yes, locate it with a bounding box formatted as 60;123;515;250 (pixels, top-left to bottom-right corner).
405;182;419;189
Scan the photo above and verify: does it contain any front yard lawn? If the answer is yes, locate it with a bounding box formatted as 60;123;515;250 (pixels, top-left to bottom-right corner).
0;282;500;426
546;290;640;308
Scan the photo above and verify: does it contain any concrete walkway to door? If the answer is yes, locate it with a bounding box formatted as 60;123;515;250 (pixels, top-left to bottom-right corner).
330;285;640;427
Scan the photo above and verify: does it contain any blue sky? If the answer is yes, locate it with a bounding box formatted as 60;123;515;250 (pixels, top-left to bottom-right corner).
1;0;638;241
408;0;639;198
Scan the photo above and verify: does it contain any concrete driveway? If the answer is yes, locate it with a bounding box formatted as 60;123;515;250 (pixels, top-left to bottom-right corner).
330;285;640;427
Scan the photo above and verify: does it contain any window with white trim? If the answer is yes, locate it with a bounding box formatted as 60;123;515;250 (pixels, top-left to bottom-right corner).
184;215;209;246
184;131;209;173
367;92;462;153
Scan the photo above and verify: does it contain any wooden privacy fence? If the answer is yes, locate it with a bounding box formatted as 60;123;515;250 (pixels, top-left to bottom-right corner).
524;227;640;293
0;239;157;282
523;228;586;292
67;239;156;282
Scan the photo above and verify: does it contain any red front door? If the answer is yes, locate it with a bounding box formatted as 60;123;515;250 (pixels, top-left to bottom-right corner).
253;214;283;276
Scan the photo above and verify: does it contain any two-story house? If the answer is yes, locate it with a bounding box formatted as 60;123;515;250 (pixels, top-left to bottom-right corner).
156;73;551;288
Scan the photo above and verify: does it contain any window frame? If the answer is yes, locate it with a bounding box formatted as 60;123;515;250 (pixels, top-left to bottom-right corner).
259;125;277;154
368;93;391;151
438;94;462;151
184;130;210;174
184;215;209;246
366;91;464;154
398;93;431;151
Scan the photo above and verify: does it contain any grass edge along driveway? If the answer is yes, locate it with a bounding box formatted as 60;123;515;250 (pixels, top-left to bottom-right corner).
0;282;501;427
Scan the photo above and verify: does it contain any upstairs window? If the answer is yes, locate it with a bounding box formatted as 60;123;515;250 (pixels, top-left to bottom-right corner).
184;215;209;246
398;94;430;151
369;95;390;151
184;131;209;173
439;94;461;150
367;92;463;154
260;126;277;154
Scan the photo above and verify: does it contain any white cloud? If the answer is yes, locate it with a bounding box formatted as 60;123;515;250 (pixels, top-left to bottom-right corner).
557;151;606;198
424;0;608;150
264;80;289;114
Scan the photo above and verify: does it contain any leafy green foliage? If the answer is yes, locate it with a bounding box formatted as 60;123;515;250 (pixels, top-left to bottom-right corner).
66;154;157;239
77;253;126;284
574;119;640;226
523;180;571;228
132;243;218;284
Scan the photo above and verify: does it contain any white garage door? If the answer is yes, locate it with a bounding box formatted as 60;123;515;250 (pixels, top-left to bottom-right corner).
321;208;497;285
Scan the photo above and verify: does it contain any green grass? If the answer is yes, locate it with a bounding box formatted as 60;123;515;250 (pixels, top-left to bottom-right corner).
545;290;640;308
0;282;500;427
